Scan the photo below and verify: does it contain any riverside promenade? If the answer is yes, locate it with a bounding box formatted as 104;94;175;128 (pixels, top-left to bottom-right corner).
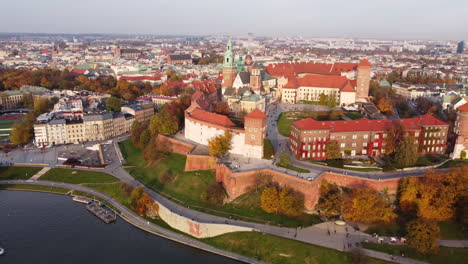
1;178;432;264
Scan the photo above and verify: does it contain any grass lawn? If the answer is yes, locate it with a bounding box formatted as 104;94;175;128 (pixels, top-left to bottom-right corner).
439;222;468;240
83;182;132;207
120;140;319;227
276;163;310;173
277;111;342;137
439;160;468;168
204;232;391;264
263;139;275;160
0;184;70;194
362;242;468;264
0;166;42;180
40;168;118;184
0;119;17;129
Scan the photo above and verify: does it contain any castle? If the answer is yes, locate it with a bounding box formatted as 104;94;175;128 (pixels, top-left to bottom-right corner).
452;103;468;159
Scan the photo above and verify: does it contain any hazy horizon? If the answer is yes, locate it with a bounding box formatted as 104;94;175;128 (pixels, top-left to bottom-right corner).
1;0;467;41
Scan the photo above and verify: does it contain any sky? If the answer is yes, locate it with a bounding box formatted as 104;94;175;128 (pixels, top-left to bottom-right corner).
1;0;467;41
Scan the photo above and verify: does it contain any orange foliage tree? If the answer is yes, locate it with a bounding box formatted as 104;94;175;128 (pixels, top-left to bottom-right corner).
342;188;396;225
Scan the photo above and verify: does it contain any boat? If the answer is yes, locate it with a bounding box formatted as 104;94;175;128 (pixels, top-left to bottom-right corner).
72;196;92;204
0;247;4;256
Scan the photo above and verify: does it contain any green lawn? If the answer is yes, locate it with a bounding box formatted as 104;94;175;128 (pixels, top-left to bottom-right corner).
120;140;319;227
0;119;17;129
263;139;275;160
204;232;391;264
439;222;468;240
0;166;42;180
276;163;310;173
439;160;468;168
0;184;70;194
362;242;468;264
120;140;215;206
82;182;132;207
40;168;119;184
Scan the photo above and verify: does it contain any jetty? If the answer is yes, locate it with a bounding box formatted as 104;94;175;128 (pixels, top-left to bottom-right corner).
72;196;92;204
86;202;116;223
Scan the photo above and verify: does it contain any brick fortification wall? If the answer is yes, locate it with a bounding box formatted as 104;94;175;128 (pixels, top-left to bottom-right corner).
157;135;194;155
185;155;218;171
216;164;409;211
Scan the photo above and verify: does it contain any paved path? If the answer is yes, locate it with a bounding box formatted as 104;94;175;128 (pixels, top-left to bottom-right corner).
0;179;264;264
29;167;50;180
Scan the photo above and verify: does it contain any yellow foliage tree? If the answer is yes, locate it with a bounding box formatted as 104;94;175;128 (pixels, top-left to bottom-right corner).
342;188;396;225
377;97;393;115
261;187;280;214
208;131;232;157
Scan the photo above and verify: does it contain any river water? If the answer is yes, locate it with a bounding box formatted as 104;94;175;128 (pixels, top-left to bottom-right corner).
0;190;239;264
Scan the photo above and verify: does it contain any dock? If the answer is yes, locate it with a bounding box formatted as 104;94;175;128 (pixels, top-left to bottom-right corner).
72;196;92;204
86;202;116;223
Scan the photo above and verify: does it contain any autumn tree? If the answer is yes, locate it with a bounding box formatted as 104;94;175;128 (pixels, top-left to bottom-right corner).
261;186;280;214
135;192;159;217
9;121;32;145
131;120;148;147
130;186;144;207
394;135;418;168
139;129;151;148
383;120;405;156
105;96;122;112
342;188;396;225
279;187;304;216
326;140;341;160
149;108;179;136
316;181;342;219
212;101;230;115
377;97;393;115
406;219;440;254
208;130;232;157
120;182;134;196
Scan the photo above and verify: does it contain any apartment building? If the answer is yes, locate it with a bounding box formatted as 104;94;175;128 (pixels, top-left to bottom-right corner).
122;103;154;124
83;112;114;141
290;115;449;160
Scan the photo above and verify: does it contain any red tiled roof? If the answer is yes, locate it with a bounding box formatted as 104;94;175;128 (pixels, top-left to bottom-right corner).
282;75;350;90
349;80;357;87
293;115;447;132
340;82;355;92
266;61;363;78
245;109;267;119
120;76;161;81
457;103;468;112
358;59;373;67
189;108;235;127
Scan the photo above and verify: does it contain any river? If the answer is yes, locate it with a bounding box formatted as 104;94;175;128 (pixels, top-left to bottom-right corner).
0;190;240;264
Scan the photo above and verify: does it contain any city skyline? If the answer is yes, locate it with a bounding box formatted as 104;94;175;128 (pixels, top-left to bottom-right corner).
1;0;467;41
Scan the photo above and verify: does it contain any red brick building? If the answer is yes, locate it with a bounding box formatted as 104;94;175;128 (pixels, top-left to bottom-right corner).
290;115;449;160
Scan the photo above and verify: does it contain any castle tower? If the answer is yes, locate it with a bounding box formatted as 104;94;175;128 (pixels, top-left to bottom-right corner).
451;103;468;159
222;40;237;89
250;66;262;94
244;109;267;147
356;59;372;99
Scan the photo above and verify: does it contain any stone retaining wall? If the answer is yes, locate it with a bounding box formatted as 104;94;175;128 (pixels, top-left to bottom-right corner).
157;134;194;155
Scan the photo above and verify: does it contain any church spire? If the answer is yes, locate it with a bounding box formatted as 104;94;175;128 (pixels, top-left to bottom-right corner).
223;39;235;68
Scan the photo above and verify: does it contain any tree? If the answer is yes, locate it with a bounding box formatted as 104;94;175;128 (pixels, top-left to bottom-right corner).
9;121;32;145
105;96;122;112
139;129;151;148
212;101;230;115
261;187;280;214
202;183;225;206
326;140;341;160
33;97;54;115
406;219;440;254
347;247;370;264
120;182;134;196
279;187;303;216
208;130;232;157
342;188;396;225
149;109;179;136
383;120;405;156
130;186;144;207
394;135;418;168
142;138;169;165
131;120;148;147
377;97;393;115
135;192;159;217
253;173;272;192
316;181;342;219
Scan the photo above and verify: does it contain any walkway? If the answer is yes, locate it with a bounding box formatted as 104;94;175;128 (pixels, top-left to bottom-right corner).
439;240;468;248
29;167;50;180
